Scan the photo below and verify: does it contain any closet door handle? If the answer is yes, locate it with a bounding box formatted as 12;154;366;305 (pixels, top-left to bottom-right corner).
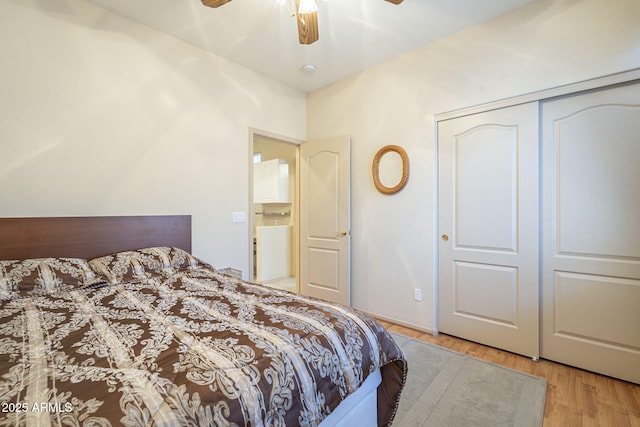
441;234;449;242
337;230;349;237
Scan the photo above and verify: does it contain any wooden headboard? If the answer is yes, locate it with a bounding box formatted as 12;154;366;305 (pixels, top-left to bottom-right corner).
0;215;191;260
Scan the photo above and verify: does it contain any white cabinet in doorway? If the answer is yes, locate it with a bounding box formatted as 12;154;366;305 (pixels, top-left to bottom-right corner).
253;159;290;204
256;225;292;282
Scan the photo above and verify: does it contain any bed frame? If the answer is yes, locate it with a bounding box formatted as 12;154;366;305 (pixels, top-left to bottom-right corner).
0;215;191;260
0;214;386;426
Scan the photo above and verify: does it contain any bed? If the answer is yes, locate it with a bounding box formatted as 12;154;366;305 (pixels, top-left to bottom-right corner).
0;216;406;426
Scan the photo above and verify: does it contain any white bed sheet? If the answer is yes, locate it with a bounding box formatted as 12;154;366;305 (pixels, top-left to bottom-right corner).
319;368;382;426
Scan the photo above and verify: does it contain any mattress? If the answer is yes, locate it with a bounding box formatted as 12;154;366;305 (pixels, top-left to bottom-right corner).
0;247;406;426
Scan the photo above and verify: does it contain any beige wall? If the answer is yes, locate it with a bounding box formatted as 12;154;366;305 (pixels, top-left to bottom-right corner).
306;0;640;331
2;0;639;333
0;0;306;274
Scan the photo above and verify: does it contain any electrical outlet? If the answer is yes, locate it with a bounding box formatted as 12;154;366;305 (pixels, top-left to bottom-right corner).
414;288;423;302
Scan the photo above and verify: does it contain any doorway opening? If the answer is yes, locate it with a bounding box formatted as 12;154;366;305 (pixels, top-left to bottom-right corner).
250;130;300;293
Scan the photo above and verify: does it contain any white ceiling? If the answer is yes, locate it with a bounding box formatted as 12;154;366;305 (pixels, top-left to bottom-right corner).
88;0;537;92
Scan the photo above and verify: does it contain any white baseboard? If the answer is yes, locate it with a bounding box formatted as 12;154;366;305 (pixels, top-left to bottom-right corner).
367;312;435;336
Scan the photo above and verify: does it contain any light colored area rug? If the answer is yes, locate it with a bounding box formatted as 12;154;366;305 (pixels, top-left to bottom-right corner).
391;332;547;427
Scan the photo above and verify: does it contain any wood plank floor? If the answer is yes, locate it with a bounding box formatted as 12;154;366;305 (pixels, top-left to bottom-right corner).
377;320;640;427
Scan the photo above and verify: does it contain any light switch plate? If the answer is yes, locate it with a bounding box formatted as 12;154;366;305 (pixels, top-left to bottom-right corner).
232;211;247;223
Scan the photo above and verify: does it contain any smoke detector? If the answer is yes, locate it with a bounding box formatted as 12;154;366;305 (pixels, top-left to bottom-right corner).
301;64;316;76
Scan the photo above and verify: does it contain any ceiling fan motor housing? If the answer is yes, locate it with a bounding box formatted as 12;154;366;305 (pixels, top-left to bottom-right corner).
201;0;403;45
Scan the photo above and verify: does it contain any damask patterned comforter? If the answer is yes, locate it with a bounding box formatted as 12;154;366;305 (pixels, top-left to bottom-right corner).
0;247;406;426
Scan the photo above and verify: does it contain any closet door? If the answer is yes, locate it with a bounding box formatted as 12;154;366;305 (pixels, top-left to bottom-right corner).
438;102;539;358
541;81;640;384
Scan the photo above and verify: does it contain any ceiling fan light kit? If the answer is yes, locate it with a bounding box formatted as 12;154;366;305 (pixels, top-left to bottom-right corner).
298;0;319;14
200;0;403;45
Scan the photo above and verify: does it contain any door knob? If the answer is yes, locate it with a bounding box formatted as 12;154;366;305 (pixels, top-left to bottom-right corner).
337;230;349;237
441;234;449;242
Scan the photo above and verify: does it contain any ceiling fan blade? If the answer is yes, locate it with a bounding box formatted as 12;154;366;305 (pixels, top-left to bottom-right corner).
201;0;232;8
385;0;404;4
295;0;319;45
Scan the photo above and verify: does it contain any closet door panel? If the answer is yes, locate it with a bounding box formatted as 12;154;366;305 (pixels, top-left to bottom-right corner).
541;81;640;384
438;102;540;358
555;105;640;258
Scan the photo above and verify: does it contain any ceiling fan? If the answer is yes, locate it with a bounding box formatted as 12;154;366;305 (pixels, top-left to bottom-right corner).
201;0;404;45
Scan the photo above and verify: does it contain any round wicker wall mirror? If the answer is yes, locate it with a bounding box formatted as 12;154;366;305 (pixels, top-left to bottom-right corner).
372;145;409;194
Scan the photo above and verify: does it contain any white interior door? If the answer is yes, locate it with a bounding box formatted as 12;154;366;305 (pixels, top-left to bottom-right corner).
300;137;351;306
541;81;640;384
438;102;540;358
